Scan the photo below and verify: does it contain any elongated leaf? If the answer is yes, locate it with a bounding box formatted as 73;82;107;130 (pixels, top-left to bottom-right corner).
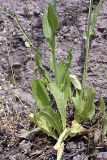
83;31;88;40
64;49;72;71
40;106;63;135
57;49;72;101
56;49;72;93
42;8;52;48
86;103;95;120
85;86;95;119
35;50;50;82
73;86;95;122
100;97;105;115
32;79;50;109
102;115;107;135
72;91;85;114
56;62;71;103
70;74;81;90
83;0;103;39
57;49;72;85
49;83;67;130
35;112;58;139
57;61;65;85
91;0;103;35
61;72;71;102
48;4;59;33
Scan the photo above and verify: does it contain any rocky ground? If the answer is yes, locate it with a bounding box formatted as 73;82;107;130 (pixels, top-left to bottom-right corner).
0;0;107;159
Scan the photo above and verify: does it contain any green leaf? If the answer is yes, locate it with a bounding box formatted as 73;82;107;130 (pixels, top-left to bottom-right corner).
85;86;95;119
70;74;81;90
39;106;63;135
48;55;53;70
65;49;72;69
42;4;59;50
29;106;63;139
35;112;58;139
57;49;72;86
42;8;52;48
57;61;65;85
72;91;85;114
29;106;62;139
89;25;94;36
61;72;71;102
48;4;59;33
32;79;50;109
91;0;103;35
58;49;72;100
102;115;107;135
49;83;67;130
35;50;50;82
83;31;88;40
100;97;105;115
72;86;95;122
56;62;71;102
60;49;72;84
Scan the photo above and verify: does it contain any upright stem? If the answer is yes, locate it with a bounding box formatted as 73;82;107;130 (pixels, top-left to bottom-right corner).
52;33;58;84
54;0;56;11
83;0;93;86
52;0;58;84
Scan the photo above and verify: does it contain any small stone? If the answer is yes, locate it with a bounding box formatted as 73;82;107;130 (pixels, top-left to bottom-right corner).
96;152;107;159
66;142;77;152
77;141;84;149
73;154;88;160
9;155;16;160
19;140;31;154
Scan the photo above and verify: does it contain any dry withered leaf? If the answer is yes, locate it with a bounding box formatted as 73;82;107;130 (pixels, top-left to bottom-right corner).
17;128;41;140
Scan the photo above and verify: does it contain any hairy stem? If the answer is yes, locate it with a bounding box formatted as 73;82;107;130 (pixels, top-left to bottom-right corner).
54;0;56;11
83;0;93;86
52;34;58;84
52;0;58;84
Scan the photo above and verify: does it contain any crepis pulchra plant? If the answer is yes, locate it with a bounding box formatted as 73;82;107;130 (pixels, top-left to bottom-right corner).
29;0;105;159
